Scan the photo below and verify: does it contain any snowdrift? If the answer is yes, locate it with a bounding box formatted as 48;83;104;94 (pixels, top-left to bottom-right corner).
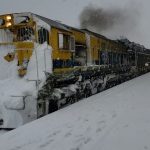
0;42;52;128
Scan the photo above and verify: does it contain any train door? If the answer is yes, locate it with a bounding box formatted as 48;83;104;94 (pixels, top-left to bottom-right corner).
74;42;87;66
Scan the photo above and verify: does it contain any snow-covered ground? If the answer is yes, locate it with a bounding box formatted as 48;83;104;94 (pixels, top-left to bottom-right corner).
0;73;150;150
0;130;7;136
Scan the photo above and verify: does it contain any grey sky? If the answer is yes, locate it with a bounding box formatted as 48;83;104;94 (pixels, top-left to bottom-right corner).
0;0;150;48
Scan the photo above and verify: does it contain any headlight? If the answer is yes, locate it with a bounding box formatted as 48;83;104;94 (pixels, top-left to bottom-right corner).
6;15;12;21
6;22;12;27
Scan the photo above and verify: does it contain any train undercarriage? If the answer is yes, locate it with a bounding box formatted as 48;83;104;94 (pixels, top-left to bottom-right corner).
37;65;149;118
0;63;149;129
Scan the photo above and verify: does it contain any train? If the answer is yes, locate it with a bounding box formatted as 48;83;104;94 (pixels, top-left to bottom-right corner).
0;12;150;129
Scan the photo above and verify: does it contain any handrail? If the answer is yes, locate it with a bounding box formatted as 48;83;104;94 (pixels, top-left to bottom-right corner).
0;42;14;45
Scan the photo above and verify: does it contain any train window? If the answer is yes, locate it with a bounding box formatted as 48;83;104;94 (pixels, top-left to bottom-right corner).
121;54;123;64
63;34;70;49
112;53;117;64
101;43;106;51
38;28;49;44
14;16;30;24
108;52;112;64
118;54;121;65
100;51;108;65
17;27;34;41
70;36;75;51
58;34;63;49
58;33;75;51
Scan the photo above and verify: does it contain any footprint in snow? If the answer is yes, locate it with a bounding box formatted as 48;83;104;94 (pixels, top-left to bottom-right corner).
96;120;106;133
72;137;92;150
84;137;92;144
112;113;117;118
47;130;61;138
124;124;129;128
64;132;72;138
97;120;105;125
38;139;54;148
52;130;61;136
83;118;89;122
96;128;102;133
86;126;91;132
66;124;73;129
144;146;148;150
10;145;22;150
70;146;81;150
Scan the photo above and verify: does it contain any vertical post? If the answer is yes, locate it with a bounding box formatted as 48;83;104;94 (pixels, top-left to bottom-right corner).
34;39;40;119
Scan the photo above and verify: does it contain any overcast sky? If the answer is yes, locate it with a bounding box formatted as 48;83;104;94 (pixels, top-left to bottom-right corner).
0;0;150;48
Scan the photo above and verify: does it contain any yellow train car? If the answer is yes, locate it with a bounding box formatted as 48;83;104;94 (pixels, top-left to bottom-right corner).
81;29;129;67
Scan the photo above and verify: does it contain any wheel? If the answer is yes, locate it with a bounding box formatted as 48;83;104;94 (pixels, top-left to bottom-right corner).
70;95;77;104
48;100;58;113
84;89;92;98
97;84;102;93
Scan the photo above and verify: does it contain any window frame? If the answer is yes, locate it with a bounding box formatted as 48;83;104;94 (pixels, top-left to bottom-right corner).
58;32;75;51
38;27;49;44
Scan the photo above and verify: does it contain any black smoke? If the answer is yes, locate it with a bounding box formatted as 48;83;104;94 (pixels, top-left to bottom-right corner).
79;3;141;39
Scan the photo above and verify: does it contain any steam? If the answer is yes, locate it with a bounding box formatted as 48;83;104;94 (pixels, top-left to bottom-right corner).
79;3;141;39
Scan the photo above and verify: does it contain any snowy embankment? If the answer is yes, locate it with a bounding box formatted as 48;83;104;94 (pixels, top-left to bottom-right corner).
1;73;150;150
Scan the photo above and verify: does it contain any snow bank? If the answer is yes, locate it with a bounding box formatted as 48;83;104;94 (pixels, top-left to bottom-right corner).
0;73;150;150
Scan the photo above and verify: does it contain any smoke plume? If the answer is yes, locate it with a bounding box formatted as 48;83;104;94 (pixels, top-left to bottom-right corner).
79;2;141;39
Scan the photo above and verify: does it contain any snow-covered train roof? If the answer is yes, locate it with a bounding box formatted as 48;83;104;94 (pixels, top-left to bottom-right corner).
82;29;108;40
34;14;71;32
118;38;150;55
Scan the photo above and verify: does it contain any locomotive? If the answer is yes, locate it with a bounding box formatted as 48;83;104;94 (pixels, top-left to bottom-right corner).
0;12;150;129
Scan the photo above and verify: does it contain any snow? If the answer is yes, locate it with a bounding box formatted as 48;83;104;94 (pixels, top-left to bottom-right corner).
0;39;52;128
0;130;7;137
0;73;150;150
0;29;13;43
27;43;52;81
33;15;51;31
